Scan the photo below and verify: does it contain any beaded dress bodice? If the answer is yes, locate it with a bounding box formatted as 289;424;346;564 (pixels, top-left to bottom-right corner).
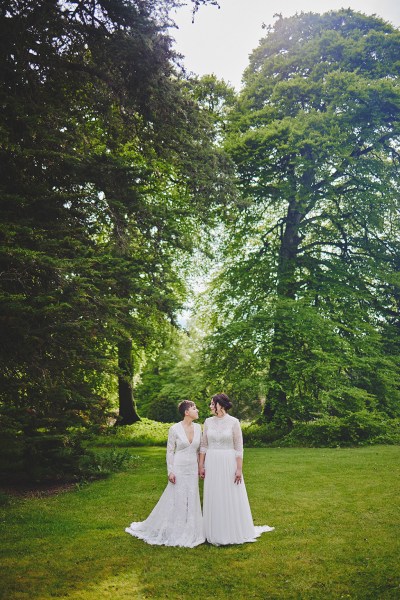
200;414;243;458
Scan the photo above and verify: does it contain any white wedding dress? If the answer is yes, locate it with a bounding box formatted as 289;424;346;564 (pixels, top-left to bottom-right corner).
125;421;205;547
201;414;274;545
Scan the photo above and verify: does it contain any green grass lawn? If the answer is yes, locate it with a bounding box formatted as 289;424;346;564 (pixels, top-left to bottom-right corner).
1;446;399;599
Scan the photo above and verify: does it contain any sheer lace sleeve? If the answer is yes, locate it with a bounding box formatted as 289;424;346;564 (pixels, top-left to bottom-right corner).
200;420;208;454
233;418;243;458
166;426;176;474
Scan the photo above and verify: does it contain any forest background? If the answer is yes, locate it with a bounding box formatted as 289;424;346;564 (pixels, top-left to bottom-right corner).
1;0;400;483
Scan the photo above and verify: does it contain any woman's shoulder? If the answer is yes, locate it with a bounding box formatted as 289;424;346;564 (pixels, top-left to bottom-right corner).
228;414;240;424
169;422;180;432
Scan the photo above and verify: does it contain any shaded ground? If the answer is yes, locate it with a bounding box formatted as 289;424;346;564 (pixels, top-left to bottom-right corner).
0;482;77;499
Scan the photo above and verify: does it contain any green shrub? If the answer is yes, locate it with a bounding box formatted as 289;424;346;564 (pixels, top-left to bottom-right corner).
280;412;400;447
93;418;172;447
146;397;180;423
241;412;400;448
279;418;344;447
0;428;88;483
92;414;400;450
342;411;387;443
0;425;139;484
78;449;137;480
242;421;291;447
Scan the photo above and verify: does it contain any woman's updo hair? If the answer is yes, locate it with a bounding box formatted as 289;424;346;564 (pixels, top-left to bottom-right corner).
212;393;233;411
178;400;195;417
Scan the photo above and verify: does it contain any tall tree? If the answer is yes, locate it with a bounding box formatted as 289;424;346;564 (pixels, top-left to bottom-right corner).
205;10;400;425
0;0;230;477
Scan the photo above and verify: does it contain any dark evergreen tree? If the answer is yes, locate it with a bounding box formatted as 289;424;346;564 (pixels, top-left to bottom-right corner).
0;0;231;479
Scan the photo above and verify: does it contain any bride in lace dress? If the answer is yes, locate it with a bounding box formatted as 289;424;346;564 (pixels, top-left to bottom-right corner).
125;400;205;547
199;393;274;545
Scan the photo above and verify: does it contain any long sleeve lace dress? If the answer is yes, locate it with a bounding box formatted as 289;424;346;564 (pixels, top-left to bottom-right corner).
200;414;274;545
125;422;204;547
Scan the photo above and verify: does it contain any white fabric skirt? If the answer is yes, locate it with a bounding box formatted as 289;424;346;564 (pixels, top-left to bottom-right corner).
203;449;274;545
125;458;205;548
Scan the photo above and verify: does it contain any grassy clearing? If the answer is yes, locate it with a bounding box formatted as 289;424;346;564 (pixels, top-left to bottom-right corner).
1;446;399;599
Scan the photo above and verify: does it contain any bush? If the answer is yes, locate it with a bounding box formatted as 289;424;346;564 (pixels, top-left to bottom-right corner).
93;418;172;447
0;429;88;483
0;425;138;484
92;414;400;450
279;412;400;447
147;397;180;423
279;418;345;447
78;448;137;480
241;412;400;448
242;421;291;447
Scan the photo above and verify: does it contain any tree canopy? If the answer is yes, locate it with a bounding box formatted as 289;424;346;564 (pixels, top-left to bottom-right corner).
0;0;232;479
1;6;400;480
202;10;400;425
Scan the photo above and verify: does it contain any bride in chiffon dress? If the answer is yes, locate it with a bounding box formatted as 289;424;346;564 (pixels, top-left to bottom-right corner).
125;401;205;547
199;393;274;545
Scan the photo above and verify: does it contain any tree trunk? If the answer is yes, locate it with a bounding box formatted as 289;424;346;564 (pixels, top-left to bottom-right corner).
262;318;294;426
263;155;315;423
262;198;302;424
117;338;140;424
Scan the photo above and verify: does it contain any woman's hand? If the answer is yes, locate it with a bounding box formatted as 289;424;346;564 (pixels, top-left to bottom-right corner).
198;466;205;479
234;469;242;484
168;472;176;484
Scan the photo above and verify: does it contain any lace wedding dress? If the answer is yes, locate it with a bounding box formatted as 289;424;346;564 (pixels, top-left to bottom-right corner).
125;422;205;547
201;414;274;545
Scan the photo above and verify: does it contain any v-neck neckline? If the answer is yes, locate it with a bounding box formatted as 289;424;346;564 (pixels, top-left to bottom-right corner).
180;421;195;445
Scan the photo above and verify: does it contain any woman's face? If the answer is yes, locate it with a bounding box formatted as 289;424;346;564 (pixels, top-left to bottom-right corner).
186;404;199;420
209;400;217;414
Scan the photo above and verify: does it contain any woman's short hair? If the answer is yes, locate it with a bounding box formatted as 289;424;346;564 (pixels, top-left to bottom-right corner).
212;393;233;411
178;400;195;417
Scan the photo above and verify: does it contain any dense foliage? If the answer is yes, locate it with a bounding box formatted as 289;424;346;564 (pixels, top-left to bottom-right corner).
202;10;400;427
0;0;231;480
1;5;399;482
134;325;212;421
